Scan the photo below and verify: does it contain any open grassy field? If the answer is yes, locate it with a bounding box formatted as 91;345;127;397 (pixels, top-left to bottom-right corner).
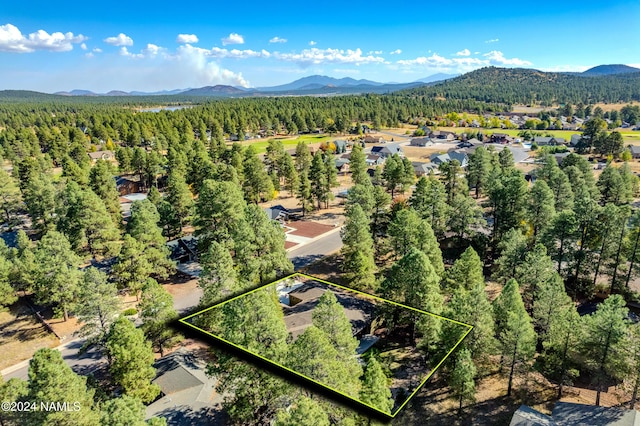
437;127;640;142
592;102;639;113
234;134;335;153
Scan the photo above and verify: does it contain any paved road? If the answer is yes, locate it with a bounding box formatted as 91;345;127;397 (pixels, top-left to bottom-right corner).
2;229;345;380
2;338;106;381
287;228;343;270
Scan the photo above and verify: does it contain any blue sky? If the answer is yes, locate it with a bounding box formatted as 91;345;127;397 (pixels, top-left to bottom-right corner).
2;0;639;92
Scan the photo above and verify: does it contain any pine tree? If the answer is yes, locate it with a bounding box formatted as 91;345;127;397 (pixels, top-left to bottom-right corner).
493;229;528;283
440;159;468;204
0;168;21;227
312;291;360;356
297;170;314;216
360;357;394;414
543;304;581;398
166;170;193;229
127;200;175;280
341;204;376;290
194;180;247;251
467;146;492;198
199;241;238;306
449;348;476;414
488;168;528;240
23;169;57;232
106;317;160;403
33;230;82;321
0;241;17;309
288;326;361;396
243;145;274;203
112;235;153;299
295;141;312;173
310;152;328;209
446;192;486;241
444;246;484;292
597;164;626;205
381;248;443;347
513;244;555;308
409;172;449;237
25;348;100;425
100;395;164;426
346;182;375;218
76;267;120;350
626;323;640;408
349;143;369;185
139;279;181;356
443;283;496;362
542;210;579;276
579;294;629;406
497;280;536;396
275;396;330;426
281;153;299;197
533;274;573;340
89;159;122;224
526;179;555;241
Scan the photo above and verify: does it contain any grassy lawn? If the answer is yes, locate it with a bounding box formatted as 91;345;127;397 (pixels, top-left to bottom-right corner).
235;134;336;153
437;127;640;142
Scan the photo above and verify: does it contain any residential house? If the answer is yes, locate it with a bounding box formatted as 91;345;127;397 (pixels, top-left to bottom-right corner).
119;192;147;219
534;136;566;146
412;162;439;176
429;150;469;167
87;150;116;164
166;235;198;264
335;158;350;174
570;134;583;147
333;140;348;154
428;130;456;141
365;154;384;166
629;145;640;159
410;137;435;147
363;135;385;144
510;402;640;426
371;143;402;159
115;175;143;196
490;133;513;144
264;205;291;223
145;348;224;426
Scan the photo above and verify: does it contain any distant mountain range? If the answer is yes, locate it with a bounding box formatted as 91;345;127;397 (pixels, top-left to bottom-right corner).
51;73;457;97
4;65;636;101
580;64;640;76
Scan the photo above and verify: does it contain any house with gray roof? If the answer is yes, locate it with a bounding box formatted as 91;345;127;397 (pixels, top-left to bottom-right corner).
629;145;640;159
410;137;435;147
430;150;469;167
371;143;402;158
412;162;439;176
534;136;566;146
146;348;226;426
510;402;640;426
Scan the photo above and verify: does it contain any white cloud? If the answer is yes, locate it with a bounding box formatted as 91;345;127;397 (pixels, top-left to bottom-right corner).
269;36;287;44
119;44;164;59
92;48;102;53
389;49;402;55
183;45;268;59
485;38;499;44
539;64;591;73
104;33;133;46
396;51;531;72
176;34;198;44
222;33;244;46
456;48;470;56
368;50;383;55
172;44;249;87
274;48;385;67
84;52;93;58
483;50;531;66
0;23;87;53
309;40;317;46
80;43;87;50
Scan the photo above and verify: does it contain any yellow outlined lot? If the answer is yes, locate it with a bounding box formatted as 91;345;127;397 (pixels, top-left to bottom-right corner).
179;272;472;418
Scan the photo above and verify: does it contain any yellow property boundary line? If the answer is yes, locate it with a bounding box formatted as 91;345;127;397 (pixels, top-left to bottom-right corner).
179;272;473;418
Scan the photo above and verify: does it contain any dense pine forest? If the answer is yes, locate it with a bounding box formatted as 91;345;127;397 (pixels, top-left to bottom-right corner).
2;66;640;425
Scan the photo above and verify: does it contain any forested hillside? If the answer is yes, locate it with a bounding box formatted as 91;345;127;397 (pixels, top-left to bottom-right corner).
403;67;640;106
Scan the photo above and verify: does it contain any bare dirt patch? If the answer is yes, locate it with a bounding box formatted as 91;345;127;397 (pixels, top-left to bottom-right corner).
288;221;335;238
0;300;59;370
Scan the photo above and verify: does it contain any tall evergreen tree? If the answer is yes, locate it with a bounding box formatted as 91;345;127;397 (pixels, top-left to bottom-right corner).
275;397;330;426
76;267;120;351
24;348;100;425
444;246;484;292
341;204;376;290
106;317;160;403
166;170;193;229
89;159;122;224
496;280;536;396
360;357;394;414
579;295;629;406
139;278;181;356
33;230;82;321
543;304;581;398
199;241;239;306
349;143;369;186
409;172;449;237
525;179;555;241
467;146;492;198
449;348;476;414
194;180;247;251
0;168;21;227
